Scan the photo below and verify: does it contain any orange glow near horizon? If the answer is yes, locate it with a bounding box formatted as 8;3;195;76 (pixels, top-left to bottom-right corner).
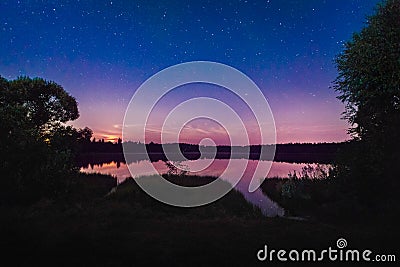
93;131;121;143
72;91;350;145
77;121;349;145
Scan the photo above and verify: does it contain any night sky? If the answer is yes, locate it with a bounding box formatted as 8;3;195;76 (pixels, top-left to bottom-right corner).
0;0;381;144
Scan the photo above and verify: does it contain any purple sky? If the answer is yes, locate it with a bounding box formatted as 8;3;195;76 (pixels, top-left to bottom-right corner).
0;0;381;143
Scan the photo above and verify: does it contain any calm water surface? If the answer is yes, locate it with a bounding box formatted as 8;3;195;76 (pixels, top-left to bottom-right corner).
81;158;325;217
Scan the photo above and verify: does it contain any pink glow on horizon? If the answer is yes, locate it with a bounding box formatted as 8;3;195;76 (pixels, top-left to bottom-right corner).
74;118;349;145
71;83;350;144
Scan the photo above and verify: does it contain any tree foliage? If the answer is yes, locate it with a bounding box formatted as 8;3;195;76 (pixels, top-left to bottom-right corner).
333;0;400;208
334;0;400;141
0;76;91;203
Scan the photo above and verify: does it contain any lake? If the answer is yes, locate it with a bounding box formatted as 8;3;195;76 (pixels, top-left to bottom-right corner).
80;155;327;217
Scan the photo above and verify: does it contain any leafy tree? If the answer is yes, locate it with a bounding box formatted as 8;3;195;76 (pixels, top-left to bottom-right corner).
0;76;89;203
334;0;400;141
333;0;400;208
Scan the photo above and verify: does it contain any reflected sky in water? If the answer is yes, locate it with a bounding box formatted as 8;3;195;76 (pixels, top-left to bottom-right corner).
81;159;325;217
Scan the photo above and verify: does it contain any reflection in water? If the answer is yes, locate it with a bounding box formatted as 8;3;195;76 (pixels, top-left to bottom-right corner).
81;158;326;217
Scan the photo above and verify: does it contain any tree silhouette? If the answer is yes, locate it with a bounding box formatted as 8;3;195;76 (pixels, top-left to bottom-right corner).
79;127;93;143
333;0;400;208
334;0;400;142
0;76;89;203
8;76;79;132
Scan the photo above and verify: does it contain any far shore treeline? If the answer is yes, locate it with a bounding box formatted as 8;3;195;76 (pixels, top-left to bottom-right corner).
77;140;349;166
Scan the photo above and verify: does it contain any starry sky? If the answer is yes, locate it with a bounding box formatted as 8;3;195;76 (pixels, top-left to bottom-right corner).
0;0;381;144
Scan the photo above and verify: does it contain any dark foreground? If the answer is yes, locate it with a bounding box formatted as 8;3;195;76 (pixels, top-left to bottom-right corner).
1;174;398;266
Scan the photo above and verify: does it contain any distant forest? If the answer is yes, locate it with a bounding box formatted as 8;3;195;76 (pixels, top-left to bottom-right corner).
77;140;349;168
